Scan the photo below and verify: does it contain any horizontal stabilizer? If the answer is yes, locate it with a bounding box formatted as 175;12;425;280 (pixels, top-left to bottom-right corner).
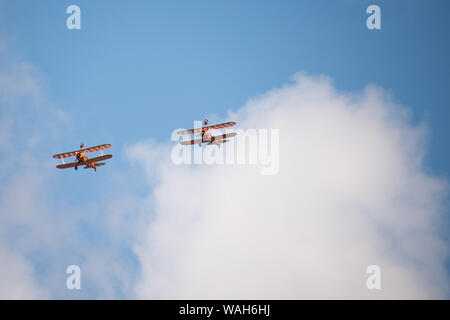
84;162;106;169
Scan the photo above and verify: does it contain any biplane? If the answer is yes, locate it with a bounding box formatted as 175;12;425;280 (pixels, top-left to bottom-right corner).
177;119;237;148
52;143;113;172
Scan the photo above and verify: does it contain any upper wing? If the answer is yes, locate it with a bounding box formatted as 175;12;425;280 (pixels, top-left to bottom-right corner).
207;122;236;130
180;139;204;145
53;151;79;159
53;144;111;159
176;122;236;135
213;132;237;140
176;128;203;135
84;144;112;153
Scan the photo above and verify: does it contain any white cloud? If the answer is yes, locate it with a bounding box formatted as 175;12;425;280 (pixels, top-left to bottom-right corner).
0;45;140;299
131;73;448;299
0;244;45;299
0;52;51;298
0;39;447;300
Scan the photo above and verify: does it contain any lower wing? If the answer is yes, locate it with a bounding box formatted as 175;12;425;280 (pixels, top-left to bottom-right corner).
56;154;113;169
84;154;113;165
179;133;236;146
180;139;204;145
213;132;237;140
56;162;78;169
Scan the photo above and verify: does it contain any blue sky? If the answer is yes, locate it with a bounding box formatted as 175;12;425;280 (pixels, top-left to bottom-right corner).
2;0;449;176
0;0;449;298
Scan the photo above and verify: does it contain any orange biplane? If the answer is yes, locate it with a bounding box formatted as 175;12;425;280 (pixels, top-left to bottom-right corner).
52;143;113;172
177;119;236;148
